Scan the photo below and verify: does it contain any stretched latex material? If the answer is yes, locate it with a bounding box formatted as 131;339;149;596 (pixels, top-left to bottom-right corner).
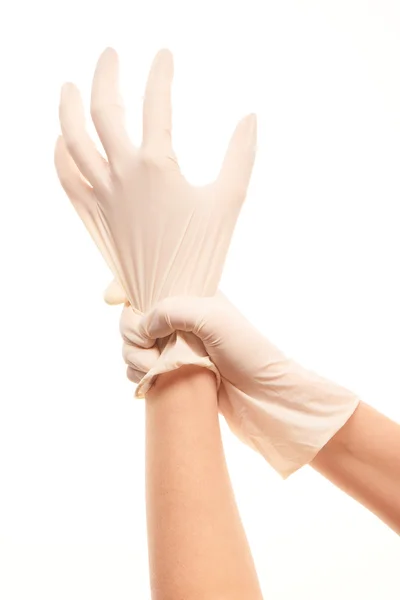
118;293;360;478
55;48;256;396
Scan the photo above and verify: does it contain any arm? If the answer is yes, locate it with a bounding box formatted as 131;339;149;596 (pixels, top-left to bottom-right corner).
119;296;400;534
145;365;263;600
311;401;400;534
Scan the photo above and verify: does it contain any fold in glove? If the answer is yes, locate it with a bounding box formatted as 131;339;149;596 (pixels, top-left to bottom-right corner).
119;293;360;478
55;48;257;396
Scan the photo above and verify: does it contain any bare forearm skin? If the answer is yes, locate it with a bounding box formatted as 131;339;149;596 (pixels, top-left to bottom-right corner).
312;401;400;534
145;365;263;600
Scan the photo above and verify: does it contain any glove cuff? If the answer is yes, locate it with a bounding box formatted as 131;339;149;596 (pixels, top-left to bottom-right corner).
135;330;221;398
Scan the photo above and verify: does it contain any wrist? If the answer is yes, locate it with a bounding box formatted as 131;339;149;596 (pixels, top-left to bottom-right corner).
147;365;217;401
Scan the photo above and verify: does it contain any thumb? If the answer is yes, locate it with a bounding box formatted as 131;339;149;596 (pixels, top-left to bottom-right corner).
104;278;129;305
139;296;212;343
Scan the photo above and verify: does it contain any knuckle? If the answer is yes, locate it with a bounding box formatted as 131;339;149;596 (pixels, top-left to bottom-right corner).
90;103;104;121
127;366;142;384
159;297;182;329
122;343;134;364
137;319;150;341
159;296;176;314
140;147;164;168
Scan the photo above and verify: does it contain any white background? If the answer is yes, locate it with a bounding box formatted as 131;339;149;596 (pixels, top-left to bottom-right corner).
1;0;399;598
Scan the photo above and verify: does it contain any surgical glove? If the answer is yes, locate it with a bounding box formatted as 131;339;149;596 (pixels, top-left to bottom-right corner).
119;294;360;478
55;48;257;396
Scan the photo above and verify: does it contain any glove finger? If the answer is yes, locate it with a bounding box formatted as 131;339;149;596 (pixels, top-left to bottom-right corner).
126;366;145;384
91;47;135;168
104;279;128;305
120;304;155;349
122;342;160;373
55;136;118;276
54;136;94;208
216;113;257;205
138;296;211;344
142;49;175;157
59;82;109;194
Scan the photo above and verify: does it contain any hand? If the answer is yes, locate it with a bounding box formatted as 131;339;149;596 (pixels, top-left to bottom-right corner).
120;293;360;477
120;292;273;387
55;48;257;396
55;48;257;311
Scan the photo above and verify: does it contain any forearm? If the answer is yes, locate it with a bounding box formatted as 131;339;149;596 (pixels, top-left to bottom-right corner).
311;401;400;534
145;365;263;600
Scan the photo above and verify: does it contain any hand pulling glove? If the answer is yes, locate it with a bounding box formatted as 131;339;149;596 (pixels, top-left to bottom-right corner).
119;293;360;477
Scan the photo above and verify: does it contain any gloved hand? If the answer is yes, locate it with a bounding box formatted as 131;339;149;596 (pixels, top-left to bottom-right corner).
55;48;257;396
119;293;360;477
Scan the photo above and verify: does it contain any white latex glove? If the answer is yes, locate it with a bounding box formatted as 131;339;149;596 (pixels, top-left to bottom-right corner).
119;294;360;478
55;48;257;396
